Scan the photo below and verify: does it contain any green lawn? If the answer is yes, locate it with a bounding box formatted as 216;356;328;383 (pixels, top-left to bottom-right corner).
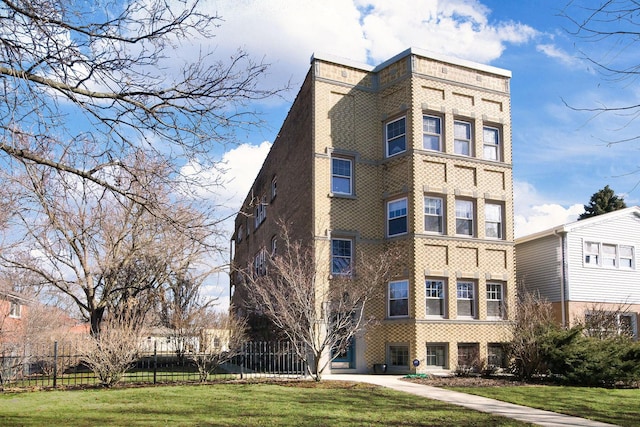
447;385;640;427
0;381;531;426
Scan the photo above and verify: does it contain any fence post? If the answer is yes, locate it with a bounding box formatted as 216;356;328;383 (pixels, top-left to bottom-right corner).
52;341;58;388
153;340;157;384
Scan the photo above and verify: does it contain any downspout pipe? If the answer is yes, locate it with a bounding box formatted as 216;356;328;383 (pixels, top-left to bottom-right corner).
554;230;567;327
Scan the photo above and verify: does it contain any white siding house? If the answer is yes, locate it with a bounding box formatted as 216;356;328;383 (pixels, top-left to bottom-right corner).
516;206;640;338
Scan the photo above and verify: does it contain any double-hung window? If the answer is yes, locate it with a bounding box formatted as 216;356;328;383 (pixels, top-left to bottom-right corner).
386;117;406;157
388;280;409;317
486;283;504;319
331;157;353;195
387;198;408;236
455;200;474;236
254;250;266;276
602;244;617;267
620;245;634;268
423;115;442;151
331;238;352;275
485;203;503;239
424;196;443;233
457;281;475;318
483;126;500;161
426;345;446;368
454;120;472;156
425;279;445;317
271;177;277;200
584;241;600;265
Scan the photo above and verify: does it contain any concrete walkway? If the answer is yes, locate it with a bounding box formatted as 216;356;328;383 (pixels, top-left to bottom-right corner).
324;374;618;427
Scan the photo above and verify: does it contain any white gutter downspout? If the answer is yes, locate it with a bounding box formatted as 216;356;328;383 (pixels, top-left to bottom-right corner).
555;230;567;327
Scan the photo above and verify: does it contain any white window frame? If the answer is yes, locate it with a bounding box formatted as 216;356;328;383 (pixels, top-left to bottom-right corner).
424;196;444;234
423;115;442;151
385;116;407;157
254;249;267;276
331;157;353;196
331;238;353;275
388;280;409;318
9;301;21;318
454;120;472;156
486;283;504;319
425;279;445;317
484;203;503;239
483;126;500;161
583;241;635;270
455;199;474;236
387;198;408;237
456;281;476;318
271;236;277;255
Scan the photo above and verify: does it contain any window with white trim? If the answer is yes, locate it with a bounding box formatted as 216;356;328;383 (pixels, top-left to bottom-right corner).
388;280;409;317
484;203;503;239
424;196;444;233
423;115;442;151
486;283;504;319
388;345;409;366
454;120;472;156
620;245;634;268
455;199;474;236
331;157;353;195
271;236;277;255
584;241;635;269
456;281;476;318
254;196;267;229
426;344;447;368
387;198;408;237
425;279;445;317
331;238;352;275
483;126;500;161
9;301;21;318
386;117;406;157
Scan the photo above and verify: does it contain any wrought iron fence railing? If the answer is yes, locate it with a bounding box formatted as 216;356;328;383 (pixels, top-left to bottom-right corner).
0;341;307;390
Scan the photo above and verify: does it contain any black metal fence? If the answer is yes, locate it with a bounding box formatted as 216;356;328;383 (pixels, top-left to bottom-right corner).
0;340;307;390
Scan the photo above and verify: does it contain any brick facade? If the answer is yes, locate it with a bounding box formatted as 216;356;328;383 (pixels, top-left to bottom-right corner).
231;48;515;374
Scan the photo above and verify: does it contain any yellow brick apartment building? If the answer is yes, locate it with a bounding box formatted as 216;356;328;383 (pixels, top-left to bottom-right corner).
231;48;515;374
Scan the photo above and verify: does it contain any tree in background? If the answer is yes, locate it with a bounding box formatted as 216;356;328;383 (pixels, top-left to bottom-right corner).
578;185;626;220
239;223;399;381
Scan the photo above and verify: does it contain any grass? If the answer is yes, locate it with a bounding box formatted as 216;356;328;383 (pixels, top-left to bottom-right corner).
446;385;640;427
0;380;532;426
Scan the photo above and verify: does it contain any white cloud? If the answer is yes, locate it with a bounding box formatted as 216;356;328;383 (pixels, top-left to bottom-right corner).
514;180;583;238
536;43;581;68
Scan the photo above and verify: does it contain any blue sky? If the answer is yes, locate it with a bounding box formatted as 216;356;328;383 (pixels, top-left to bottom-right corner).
204;0;639;235
195;0;639;305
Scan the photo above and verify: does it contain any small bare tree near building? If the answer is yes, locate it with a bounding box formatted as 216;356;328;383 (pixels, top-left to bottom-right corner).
79;315;143;387
240;224;398;381
187;309;246;382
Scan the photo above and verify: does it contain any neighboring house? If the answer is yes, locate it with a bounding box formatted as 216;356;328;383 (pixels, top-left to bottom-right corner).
141;327;231;354
0;290;30;344
516;206;640;339
231;48;516;374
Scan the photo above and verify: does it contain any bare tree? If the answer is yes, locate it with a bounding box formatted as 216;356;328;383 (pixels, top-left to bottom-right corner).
561;0;640;143
239;224;398;381
187;309;246;382
79;315;143;387
0;158;218;335
0;0;283;201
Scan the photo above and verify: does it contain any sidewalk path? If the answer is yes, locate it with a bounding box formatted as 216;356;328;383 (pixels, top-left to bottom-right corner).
324;374;618;427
